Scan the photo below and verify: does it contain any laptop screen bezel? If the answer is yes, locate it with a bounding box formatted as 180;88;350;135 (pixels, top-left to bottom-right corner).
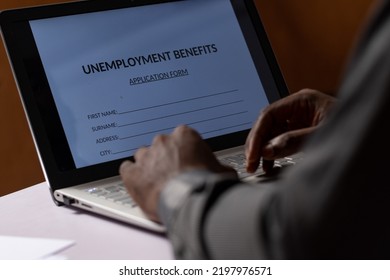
0;0;288;190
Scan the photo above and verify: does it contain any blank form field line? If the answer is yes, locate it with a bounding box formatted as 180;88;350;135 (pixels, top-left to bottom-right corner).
119;127;176;140
187;111;248;126
111;147;139;155
118;89;239;115
118;113;249;141
118;100;244;128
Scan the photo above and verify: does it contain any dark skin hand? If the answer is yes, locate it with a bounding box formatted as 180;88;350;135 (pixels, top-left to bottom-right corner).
120;125;236;222
120;89;336;221
245;88;337;173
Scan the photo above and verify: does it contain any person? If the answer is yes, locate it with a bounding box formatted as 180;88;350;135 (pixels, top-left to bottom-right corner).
119;0;390;259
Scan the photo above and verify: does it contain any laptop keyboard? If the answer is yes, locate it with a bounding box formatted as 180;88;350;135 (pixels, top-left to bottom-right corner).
85;152;304;206
85;183;137;208
218;152;304;179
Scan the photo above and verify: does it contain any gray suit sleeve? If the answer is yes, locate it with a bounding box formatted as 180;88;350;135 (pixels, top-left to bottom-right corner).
158;170;280;259
158;170;246;259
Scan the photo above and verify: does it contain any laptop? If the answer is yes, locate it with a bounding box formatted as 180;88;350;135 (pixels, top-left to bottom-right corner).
0;0;290;232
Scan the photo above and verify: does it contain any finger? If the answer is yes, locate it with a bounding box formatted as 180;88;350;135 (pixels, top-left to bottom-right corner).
119;160;134;176
173;125;202;140
245;131;261;173
172;124;188;135
245;110;274;173
119;160;143;202
152;133;170;146
263;126;317;160
133;146;149;161
119;160;138;186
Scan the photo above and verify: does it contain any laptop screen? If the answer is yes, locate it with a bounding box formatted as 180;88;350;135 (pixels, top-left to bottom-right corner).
29;0;268;169
1;0;287;187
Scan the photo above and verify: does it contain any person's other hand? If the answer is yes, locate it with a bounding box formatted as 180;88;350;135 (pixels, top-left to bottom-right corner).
245;89;337;174
119;125;236;222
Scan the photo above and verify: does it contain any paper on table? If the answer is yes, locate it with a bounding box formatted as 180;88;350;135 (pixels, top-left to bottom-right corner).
0;236;75;260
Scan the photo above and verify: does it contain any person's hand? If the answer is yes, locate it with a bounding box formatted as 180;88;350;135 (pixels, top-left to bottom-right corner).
119;125;237;222
245;89;337;174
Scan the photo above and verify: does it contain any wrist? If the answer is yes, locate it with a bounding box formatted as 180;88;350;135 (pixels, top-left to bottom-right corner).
157;169;238;228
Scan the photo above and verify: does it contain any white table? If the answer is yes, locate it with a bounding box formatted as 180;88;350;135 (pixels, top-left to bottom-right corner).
0;182;174;259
